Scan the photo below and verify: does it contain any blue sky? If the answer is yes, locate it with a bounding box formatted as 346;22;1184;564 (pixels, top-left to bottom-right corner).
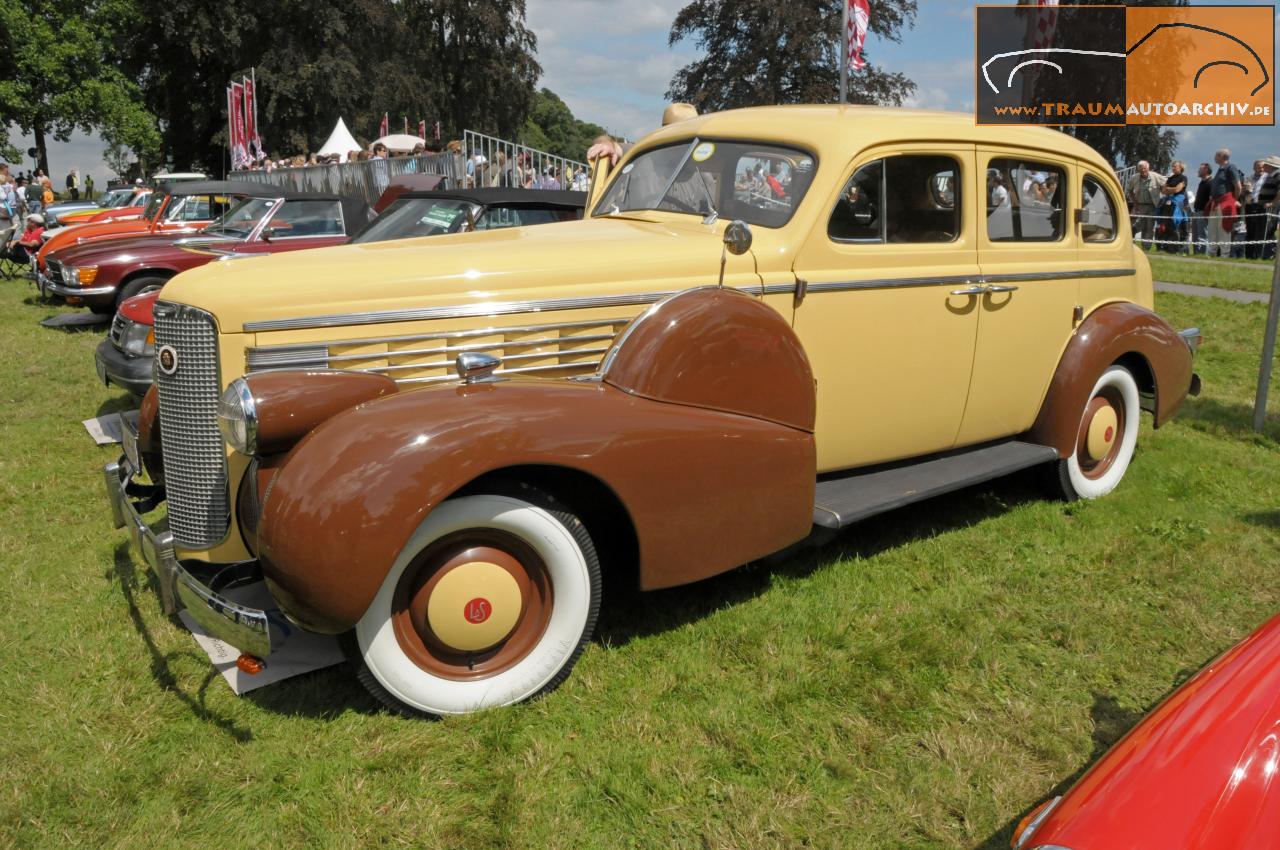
11;1;1279;181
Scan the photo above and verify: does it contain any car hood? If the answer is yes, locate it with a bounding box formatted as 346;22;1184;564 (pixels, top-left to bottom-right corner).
162;215;759;333
1035;611;1280;849
54;233;236;268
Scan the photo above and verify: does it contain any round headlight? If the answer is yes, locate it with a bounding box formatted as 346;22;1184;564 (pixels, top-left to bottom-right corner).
217;379;258;455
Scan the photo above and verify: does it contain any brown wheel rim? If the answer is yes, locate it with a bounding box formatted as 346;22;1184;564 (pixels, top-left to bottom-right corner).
391;529;553;681
1075;385;1125;480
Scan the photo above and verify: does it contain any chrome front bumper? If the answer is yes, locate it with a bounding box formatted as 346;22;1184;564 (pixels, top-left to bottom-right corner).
47;280;115;298
104;440;273;658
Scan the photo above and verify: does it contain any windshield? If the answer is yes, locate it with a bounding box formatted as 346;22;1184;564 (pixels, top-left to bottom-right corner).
204;196;277;239
351;198;475;244
593;138;817;228
103;189;132;208
141;192;167;221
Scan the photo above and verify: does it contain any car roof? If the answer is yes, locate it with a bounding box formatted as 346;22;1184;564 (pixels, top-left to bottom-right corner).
156;180;345;200
393;188;587;209
637;105;1118;176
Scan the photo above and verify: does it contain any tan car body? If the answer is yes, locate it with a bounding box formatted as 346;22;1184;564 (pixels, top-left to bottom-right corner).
113;106;1195;713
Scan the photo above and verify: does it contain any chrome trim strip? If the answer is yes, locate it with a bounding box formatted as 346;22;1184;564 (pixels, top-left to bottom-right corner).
249;318;633;356
807;275;974;294
244;291;676;332
982;268;1135;284
321;333;619;366
394;360;603;384
367;346;613;375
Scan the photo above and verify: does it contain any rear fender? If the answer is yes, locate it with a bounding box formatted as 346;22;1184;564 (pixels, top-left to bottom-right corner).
1029;301;1194;458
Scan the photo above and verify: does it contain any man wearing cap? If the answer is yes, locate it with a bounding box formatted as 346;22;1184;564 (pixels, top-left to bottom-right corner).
1125;160;1165;249
1258;154;1280;261
3;214;44;265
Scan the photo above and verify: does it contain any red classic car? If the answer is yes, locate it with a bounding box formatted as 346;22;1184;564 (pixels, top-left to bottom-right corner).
1013;610;1280;849
36;181;283;290
94;188;586;397
48;191;369;313
80;188;154;223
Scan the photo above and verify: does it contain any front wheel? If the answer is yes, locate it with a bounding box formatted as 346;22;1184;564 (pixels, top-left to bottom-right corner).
354;494;601;717
116;275;168;309
1052;365;1141;501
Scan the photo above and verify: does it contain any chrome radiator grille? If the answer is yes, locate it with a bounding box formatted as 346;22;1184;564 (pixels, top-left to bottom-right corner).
46;258;63;283
153;302;229;549
109;313;127;350
246;317;633;384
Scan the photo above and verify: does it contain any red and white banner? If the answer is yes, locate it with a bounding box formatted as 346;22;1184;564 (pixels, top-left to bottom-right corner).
418;119;427;140
1033;0;1059;50
379;112;389;139
846;0;870;71
229;83;250;170
433;121;441;141
243;75;263;159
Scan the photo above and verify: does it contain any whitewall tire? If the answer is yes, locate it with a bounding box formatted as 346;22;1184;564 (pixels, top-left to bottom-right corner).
1056;365;1141;500
355;494;601;717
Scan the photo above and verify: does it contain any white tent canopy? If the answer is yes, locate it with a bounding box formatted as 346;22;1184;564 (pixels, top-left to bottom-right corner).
373;133;426;154
317;118;362;162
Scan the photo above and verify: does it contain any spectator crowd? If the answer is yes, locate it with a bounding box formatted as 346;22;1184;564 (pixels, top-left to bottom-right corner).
1126;149;1280;259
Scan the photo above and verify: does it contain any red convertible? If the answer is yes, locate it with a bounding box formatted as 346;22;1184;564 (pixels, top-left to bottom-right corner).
48;190;368;313
1013;610;1280;849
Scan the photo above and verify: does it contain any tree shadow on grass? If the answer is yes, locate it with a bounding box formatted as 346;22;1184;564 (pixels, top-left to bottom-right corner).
596;468;1050;650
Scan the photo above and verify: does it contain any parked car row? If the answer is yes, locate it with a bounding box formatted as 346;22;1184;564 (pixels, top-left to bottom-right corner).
71;105;1276;843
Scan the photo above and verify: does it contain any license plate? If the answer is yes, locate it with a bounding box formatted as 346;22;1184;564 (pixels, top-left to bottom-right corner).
121;417;140;470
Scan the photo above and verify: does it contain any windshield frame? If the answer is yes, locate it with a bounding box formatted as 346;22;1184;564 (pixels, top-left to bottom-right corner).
591;136;819;229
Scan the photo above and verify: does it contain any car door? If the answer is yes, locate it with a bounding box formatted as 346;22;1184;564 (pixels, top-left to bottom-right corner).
955;149;1082;446
791;145;981;473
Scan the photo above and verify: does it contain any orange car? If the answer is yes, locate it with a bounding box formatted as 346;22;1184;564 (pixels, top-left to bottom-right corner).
51;186;152;227
36;181;252;287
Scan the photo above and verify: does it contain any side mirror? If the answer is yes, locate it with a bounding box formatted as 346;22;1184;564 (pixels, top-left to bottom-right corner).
723;220;752;255
260;227;275;242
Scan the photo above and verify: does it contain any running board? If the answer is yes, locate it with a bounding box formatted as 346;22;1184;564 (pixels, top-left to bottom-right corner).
812;440;1060;529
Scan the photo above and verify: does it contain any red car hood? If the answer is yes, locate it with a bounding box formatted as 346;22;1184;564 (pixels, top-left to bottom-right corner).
1033;611;1280;849
51;232;238;269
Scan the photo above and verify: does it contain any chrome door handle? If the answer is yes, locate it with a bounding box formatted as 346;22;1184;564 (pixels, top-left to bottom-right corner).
949;284;987;296
985;284;1019;293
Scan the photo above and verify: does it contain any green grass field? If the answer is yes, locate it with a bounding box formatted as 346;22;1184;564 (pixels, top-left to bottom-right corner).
1149;254;1276;294
1;279;1277;849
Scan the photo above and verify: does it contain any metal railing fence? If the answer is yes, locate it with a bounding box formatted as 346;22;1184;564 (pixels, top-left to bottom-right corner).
234;152;462;207
461;131;590;191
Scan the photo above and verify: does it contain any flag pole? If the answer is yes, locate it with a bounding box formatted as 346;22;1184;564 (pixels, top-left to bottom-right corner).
839;0;849;104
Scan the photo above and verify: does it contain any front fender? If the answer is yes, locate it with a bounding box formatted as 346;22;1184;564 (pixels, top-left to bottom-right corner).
256;379;815;633
1029;301;1194;458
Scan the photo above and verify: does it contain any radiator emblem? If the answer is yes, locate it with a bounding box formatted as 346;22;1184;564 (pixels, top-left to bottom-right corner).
157;345;178;375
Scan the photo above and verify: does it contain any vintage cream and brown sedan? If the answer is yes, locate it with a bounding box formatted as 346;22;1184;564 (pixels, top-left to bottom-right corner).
105;106;1199;716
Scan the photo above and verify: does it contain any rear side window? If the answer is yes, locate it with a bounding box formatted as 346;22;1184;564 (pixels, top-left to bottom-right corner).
1081;175;1117;243
268;200;344;237
986;158;1065;242
829;155;960;243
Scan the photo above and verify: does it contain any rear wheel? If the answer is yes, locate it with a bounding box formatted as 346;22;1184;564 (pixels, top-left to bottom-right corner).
1052;365;1140;501
354;494;601;717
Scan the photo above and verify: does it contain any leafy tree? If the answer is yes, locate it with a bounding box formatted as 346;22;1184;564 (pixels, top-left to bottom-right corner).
667;0;917;111
1048;0;1187;170
520;89;607;160
0;0;159;175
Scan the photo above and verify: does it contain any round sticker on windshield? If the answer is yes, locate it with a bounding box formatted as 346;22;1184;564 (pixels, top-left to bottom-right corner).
797;158;814;173
691;143;715;162
621;163;635;174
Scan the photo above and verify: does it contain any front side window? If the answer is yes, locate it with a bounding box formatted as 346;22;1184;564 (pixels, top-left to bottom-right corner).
1081;175;1117;243
829;155;961;243
266;200;343;237
143;192;167;221
205;197;278;239
987;158;1065;241
594;139;817;228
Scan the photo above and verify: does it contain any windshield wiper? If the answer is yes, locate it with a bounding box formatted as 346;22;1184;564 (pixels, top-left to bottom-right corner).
692;164;719;224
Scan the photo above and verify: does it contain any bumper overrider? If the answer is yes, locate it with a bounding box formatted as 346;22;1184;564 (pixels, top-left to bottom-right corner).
104;417;272;658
